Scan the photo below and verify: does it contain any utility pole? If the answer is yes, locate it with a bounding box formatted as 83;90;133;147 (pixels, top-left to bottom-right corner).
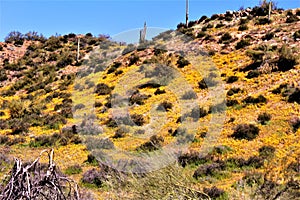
186;0;189;27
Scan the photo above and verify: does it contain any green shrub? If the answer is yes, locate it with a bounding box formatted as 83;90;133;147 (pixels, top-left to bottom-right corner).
193;161;225;179
5;31;24;45
85;154;99;166
227;87;242;96
236;39;251;50
211;14;219;20
243;95;267;104
199;15;208;22
112;127;129;138
262;32;274;40
257;112;271;125
85;137;115;150
239;18;249;25
226;99;239;107
246;156;264;168
157;101;173;111
181;90;197;100
251;6;268;17
177;56;190;68
277;45;297;72
131;114;145;126
258;145;275;158
95;83;112;95
197;31;206;38
129;54;140;66
65;164;82;175
184;106;208;120
74;103;85;111
0;69;7;81
0;135;9;145
238;24;248;31
129;91;149;105
203;186;228;200
289;116;300;132
44;36;62;51
231;124;260;140
81;169;103;187
215;23;225;28
198;78;217;89
177;151;209;167
286;14;299;23
226;75;239;83
288;88;300;104
219;32;232;43
137;135;164;151
255;17;270;25
246;70;260;79
154;88;166;95
294;30;300;40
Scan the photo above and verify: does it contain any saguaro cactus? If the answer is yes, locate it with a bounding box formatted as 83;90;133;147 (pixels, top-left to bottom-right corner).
268;1;272;21
77;37;80;62
139;22;147;44
186;0;189;27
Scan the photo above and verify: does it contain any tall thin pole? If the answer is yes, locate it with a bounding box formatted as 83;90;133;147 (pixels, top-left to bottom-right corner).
268;1;272;22
186;0;189;27
77;37;80;62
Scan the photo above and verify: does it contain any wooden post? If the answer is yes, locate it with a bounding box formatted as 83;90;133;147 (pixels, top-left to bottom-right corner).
186;0;189;27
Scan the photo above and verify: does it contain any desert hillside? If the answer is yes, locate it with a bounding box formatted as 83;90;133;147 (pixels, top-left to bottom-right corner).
0;4;299;200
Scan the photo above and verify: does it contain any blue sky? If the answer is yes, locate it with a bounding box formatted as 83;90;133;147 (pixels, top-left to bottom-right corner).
0;0;299;42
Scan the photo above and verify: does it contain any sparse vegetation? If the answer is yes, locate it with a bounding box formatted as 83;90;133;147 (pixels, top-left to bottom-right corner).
1;5;300;199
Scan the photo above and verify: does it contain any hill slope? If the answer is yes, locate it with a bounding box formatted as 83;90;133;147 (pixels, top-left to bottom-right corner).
0;6;300;200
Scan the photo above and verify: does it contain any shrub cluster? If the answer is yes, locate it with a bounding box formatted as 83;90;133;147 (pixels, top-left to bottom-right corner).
219;32;232;43
177;151;209;167
65;164;82;175
255;17;270;25
257;112;271;125
246;70;260;79
258;145;275;159
137;135;164;151
277;45;297;72
112;127;129;139
236;39;251;50
226;75;239;83
286;14;299;23
81;169;103;187
157;101;173;111
231;124;260;140
289;116;300;132
227;87;242;96
243;95;267;104
294;30;300;40
129;91;149;105
29;131;81;147
177;56;190;68
181;90;197;100
238;24;248;31
193;161;226;179
203;186;227;200
95;83;112;95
